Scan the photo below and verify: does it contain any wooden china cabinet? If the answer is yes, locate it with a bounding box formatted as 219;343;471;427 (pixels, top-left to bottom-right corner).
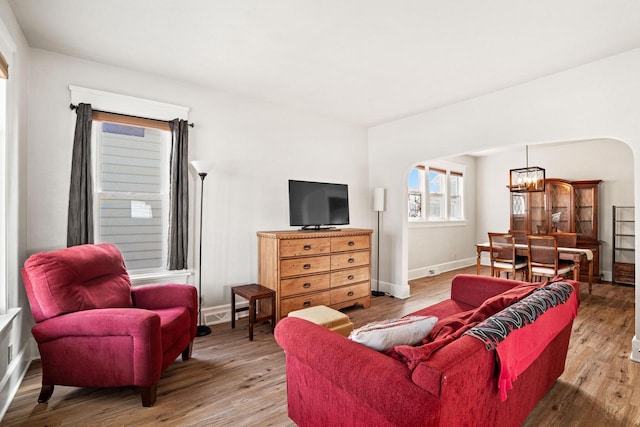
510;179;602;281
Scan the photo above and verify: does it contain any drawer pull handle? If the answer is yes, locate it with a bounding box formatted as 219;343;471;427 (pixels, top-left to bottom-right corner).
348;258;355;263
348;274;354;280
303;301;311;307
303;282;311;288
303;264;311;269
348;241;355;246
303;245;312;250
347;291;354;297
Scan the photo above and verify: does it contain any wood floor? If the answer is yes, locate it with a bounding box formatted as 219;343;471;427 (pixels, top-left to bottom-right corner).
3;266;639;426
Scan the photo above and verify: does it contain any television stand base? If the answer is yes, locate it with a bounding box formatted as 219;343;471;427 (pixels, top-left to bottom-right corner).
299;226;341;232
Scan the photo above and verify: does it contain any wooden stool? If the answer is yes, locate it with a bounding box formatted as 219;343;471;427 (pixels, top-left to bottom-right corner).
231;284;276;341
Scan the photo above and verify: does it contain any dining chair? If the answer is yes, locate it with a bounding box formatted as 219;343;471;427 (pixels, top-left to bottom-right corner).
526;235;574;282
551;231;577;248
488;233;528;280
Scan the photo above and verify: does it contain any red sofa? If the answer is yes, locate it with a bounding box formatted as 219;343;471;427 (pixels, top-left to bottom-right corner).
275;274;579;426
21;243;198;407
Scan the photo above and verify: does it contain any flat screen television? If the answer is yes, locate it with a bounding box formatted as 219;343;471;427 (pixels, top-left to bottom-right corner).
288;180;350;230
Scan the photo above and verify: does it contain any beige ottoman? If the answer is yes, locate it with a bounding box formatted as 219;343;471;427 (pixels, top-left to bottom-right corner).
287;305;354;337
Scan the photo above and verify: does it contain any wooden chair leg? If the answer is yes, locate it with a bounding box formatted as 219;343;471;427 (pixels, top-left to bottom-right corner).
38;384;54;403
182;340;193;361
140;384;158;407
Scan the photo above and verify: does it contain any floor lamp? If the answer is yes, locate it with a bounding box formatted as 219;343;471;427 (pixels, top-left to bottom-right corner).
191;160;213;337
372;187;386;297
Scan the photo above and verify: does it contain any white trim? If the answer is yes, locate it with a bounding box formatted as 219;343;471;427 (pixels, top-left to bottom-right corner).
130;270;192;287
632;336;640;363
69;85;189;121
408;220;468;228
408;257;476;280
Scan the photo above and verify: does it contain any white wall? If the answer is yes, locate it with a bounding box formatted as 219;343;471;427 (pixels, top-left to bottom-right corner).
0;0;32;420
407;154;477;279
368;48;640;359
26;49;369;308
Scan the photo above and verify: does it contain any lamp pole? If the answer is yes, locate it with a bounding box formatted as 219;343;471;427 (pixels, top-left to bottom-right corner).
191;160;214;337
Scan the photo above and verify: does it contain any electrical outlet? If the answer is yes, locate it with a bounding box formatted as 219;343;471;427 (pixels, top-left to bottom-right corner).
7;344;13;365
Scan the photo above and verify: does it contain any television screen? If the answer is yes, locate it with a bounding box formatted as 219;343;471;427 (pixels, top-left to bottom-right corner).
289;180;349;229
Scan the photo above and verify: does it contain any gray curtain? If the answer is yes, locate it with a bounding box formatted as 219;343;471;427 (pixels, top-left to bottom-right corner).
67;103;94;247
168;119;189;270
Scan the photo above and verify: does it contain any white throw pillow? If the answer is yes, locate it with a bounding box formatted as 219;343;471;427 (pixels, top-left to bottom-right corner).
348;316;438;351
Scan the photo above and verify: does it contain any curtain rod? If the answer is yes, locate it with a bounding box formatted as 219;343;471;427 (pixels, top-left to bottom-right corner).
69;103;195;128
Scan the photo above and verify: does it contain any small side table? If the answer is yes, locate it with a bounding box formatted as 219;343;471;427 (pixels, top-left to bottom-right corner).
231;284;276;341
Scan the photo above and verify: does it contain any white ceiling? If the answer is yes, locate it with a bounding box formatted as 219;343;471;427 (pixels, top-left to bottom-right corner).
9;1;640;126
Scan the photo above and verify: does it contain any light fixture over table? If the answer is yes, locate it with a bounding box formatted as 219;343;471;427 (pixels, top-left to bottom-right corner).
509;145;545;193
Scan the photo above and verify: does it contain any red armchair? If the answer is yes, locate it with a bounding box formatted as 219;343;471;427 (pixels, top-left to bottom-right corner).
21;243;198;407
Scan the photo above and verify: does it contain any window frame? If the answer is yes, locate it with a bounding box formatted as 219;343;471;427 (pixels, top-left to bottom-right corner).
93;121;171;274
408;161;466;225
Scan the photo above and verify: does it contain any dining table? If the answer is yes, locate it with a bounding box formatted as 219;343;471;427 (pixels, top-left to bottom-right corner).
475;242;594;293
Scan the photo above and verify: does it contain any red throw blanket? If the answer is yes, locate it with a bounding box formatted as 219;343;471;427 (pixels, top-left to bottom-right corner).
388;282;540;370
465;281;579;400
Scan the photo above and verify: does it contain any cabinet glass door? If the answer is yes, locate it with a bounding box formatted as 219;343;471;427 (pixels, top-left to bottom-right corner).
549;181;573;232
574;185;597;240
528;191;546;234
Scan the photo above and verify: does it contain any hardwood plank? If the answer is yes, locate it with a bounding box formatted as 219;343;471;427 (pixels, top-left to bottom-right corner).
3;266;639;426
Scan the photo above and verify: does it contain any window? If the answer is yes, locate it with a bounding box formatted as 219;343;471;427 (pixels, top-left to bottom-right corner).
408;168;423;220
94;121;170;272
408;162;465;222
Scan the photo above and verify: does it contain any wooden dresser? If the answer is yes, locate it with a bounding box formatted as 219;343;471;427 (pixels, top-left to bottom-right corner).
257;228;373;322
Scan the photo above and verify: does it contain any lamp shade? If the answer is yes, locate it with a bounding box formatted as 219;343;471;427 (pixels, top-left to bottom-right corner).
373;188;385;212
191;160;214;175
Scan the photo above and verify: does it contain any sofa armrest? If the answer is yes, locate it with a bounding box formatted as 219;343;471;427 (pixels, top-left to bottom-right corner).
275;317;441;425
31;308;160;343
450;274;527;307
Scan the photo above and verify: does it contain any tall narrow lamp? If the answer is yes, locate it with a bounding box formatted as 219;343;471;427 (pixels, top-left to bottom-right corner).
372;188;385;297
191;160;214;337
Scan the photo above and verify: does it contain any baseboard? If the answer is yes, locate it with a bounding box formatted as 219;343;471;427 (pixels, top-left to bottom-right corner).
202;301;249;326
0;340;35;421
408;257;476;280
631;336;640;363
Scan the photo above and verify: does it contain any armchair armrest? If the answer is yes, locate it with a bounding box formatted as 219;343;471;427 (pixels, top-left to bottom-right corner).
31;308;160;343
275;317;441;426
131;284;197;310
131;284;198;339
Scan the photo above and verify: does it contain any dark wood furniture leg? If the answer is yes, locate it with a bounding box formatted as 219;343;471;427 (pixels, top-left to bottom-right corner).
38;384;54;403
140;384;158;407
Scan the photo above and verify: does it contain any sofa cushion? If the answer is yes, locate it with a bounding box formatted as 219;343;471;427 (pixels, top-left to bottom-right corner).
22;243;132;322
349;316;438;351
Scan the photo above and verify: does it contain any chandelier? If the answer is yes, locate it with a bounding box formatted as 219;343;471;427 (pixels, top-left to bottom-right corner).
509;145;545;193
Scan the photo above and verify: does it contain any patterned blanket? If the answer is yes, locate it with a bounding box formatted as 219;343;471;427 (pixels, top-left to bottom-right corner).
465;281;579;400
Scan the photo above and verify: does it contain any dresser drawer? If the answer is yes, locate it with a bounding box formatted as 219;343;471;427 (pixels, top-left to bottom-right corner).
280;256;331;278
280;238;330;257
331;266;370;287
331;235;370;253
331;251;370;270
330;282;370;305
280;274;330;297
281;292;331;317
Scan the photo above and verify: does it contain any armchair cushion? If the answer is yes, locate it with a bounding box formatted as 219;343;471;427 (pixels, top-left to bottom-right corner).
23;243;132;322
